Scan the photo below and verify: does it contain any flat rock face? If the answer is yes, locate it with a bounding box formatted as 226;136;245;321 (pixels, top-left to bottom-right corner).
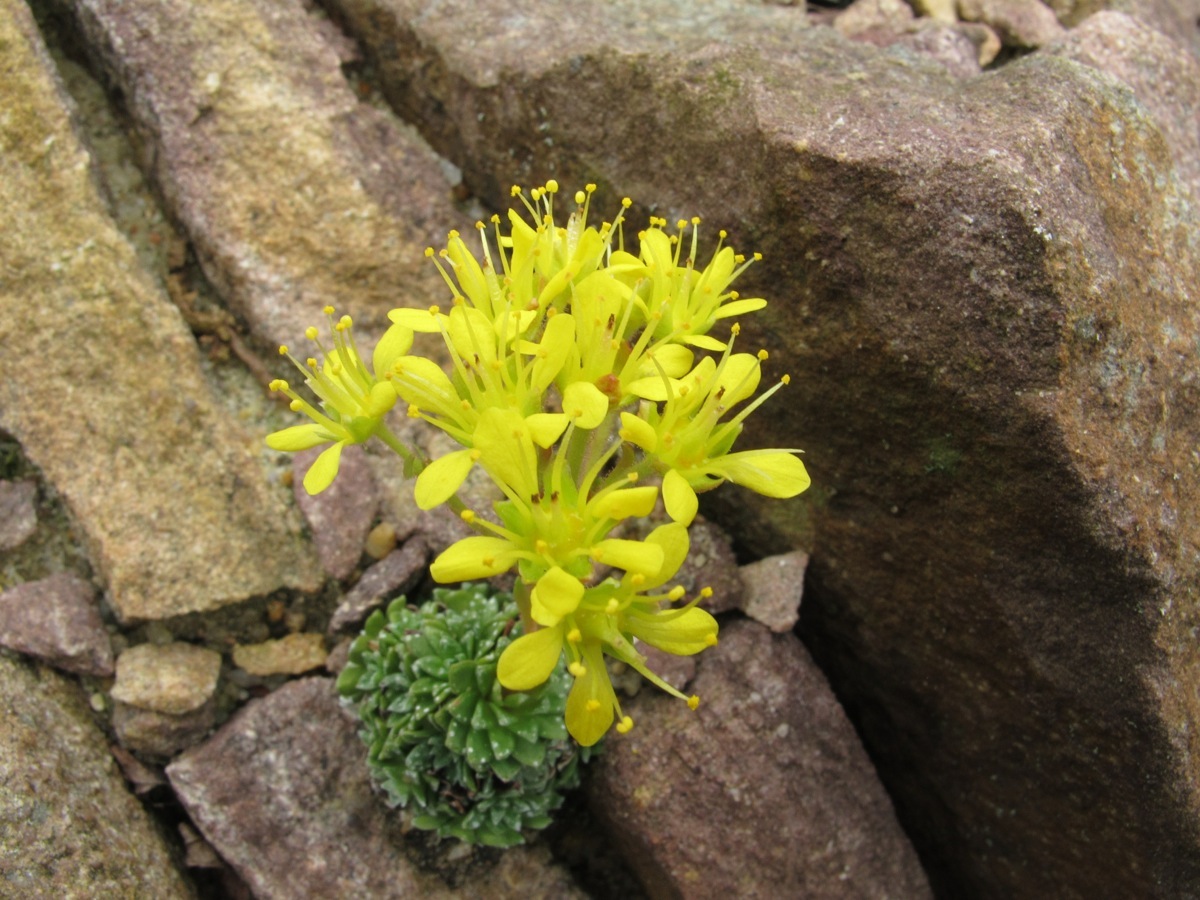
0;0;319;622
111;641;222;714
591;619;931;899
0;573;113;676
324;3;1200;896
0;654;191;898
58;0;469;350
167;677;584;899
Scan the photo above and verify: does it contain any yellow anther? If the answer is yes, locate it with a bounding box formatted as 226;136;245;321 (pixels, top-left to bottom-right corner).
605;598;620;615
630;573;646;587
616;716;634;734
574;190;586;204
323;305;335;315
757;349;769;361
475;220;485;230
687;695;701;710
482;556;495;567
691;216;701;225
269;379;287;392
447;229;460;240
719;229;728;239
586;699;602;712
470;449;482;461
460;399;471;410
667;586;686;602
730;290;740;299
621;197;632;208
407;404;421;418
535;539;550;555
428;304;440;315
569;662;587;677
305;326;319;341
546;307;558;318
735;254;745;263
677;219;687;230
306;358;318;369
754;252;763;261
782;374;791;385
424;247;434;257
491;213;501;224
567;628;582;643
700;586;714;598
460;509;476;523
586;183;596;192
704;633;718;647
511;184;522;197
731;323;741;336
545;179;559;193
590;548;605;562
278;345;289;355
626;472;639;483
289;400;303;412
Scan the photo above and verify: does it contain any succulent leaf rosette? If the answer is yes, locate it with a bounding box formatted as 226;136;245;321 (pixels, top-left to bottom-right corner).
271;182;810;746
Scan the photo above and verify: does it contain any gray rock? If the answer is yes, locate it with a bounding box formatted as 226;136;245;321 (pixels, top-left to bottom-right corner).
167;677;583;899
590;619;931;899
111;642;222;714
328;538;428;635
294;444;379;581
888;24;989;78
0;479;37;551
325;3;1200;894
113;697;217;758
0;0;321;622
57;0;469;351
0;653;191;898
957;0;1065;47
1041;0;1200;56
739;550;809;633
0;573;114;676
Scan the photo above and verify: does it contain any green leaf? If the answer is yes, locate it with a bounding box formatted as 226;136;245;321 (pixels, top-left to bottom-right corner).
511;736;546;768
465;728;493;770
488;725;515;761
447;660;477;694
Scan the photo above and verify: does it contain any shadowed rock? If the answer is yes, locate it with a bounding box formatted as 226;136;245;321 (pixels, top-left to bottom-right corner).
0;0;320;622
322;2;1200;894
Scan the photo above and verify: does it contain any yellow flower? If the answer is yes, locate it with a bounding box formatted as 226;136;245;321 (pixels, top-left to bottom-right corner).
266;309;412;493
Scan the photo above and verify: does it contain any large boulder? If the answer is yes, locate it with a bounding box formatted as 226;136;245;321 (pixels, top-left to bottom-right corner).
319;2;1200;895
0;0;319;621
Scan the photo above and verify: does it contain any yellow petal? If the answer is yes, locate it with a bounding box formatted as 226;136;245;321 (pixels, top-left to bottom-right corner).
531;566;585;627
266;424;332;452
371;323;414;375
662;469;698;526
473;408;537;499
619;412;658;452
414;448;475;510
680;334;727;351
562;381;608;429
303;441;344;494
531;313;575;391
713;297;767;319
526;413;569;449
565;642;616;747
388;306;445;332
713;354;761;407
627;607;719;656
497;625;564;691
446;232;491;316
588;486;659;522
591;538;664;578
641;522;690;589
447;305;497;368
713;450;810;498
429;537;519;582
643;344;694;378
362;380;398;418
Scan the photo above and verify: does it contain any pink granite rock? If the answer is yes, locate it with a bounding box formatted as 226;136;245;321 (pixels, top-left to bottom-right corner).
0;573;113;677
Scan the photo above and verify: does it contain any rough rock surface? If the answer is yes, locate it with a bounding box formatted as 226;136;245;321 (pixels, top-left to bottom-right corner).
0;0;319;622
232;633;328;676
328;537;428;635
53;0;470;351
1043;0;1200;55
324;2;1200;895
167;677;584;899
113;698;217;758
294;444;380;581
591;619;931;899
0;479;37;551
0;573;113;676
0;654;191;898
739;551;810;633
956;0;1065;47
111;642;222;714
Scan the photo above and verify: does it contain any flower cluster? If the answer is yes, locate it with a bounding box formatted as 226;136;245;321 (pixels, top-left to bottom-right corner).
268;182;810;745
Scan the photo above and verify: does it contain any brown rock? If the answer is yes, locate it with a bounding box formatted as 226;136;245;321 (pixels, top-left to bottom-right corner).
327;3;1200;895
669;516;745;615
232;633;328;676
0;0;320;622
167;677;584;899
113;697;217;758
0;573;114;676
328;537;429;635
57;0;468;351
890;24;988;77
294;444;379;580
956;0;1065;46
591;619;930;899
1042;0;1200;56
0;654;191;898
111;641;222;714
834;0;915;38
739;550;809;632
0;479;37;551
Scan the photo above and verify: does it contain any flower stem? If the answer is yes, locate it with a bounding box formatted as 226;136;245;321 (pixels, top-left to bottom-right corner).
513;576;535;634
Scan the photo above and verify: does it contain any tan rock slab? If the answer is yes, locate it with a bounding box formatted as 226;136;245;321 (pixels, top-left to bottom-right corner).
111;641;222;714
0;0;320;622
233;633;328;676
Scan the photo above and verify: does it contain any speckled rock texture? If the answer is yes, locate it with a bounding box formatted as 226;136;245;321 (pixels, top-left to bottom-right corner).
321;2;1200;896
0;654;192;898
0;0;319;622
293;444;380;581
167;677;585;899
591;619;931;899
0;573;113;676
48;0;471;351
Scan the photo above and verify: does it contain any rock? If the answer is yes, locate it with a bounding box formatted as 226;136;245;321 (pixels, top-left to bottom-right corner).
739;550;809;632
666;516;744;616
0;653;191;898
364;521;398;559
0;479;37;551
911;0;959;22
590;619;930;899
294;444;379;581
956;0;1065;47
1042;0;1200;57
55;0;469;351
834;0;914;38
0;573;114;676
111;642;222;714
112;698;217;758
884;24;989;77
328;538;428;635
109;743;169;795
0;0;321;622
167;677;584;899
1046;11;1200;202
232;633;328;676
328;3;1200;894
